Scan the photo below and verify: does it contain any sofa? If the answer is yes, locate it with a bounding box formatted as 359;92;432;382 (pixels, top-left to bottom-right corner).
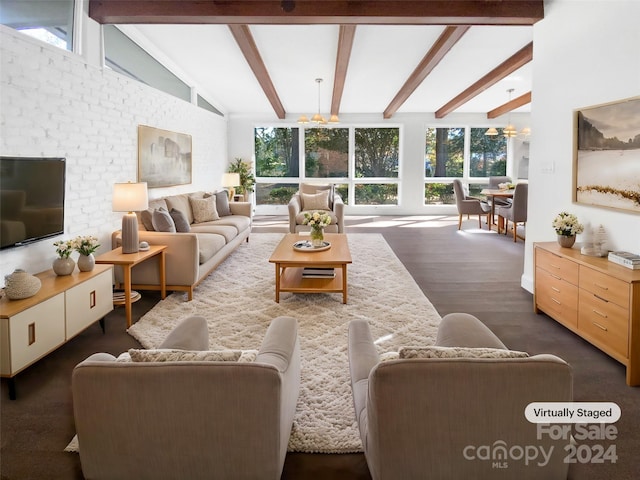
348;313;573;480
72;315;301;480
112;190;252;300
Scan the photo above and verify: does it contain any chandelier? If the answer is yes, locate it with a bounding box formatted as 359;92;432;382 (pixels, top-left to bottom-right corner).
297;78;339;125
486;88;518;138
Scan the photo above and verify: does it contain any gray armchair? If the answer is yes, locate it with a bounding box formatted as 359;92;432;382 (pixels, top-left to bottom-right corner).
348;313;573;480
288;183;344;233
453;179;490;230
497;182;528;241
72;315;300;480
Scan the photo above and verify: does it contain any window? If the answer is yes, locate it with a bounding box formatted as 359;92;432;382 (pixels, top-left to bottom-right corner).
424;127;508;205
355;128;399;178
197;95;224;117
1;0;74;51
304;128;348;178
255;127;300;205
103;25;191;102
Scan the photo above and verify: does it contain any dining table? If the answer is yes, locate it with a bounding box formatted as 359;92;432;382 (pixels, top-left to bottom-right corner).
481;188;515;232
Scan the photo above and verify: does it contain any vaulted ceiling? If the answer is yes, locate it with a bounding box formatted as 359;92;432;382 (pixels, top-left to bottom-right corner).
89;0;542;120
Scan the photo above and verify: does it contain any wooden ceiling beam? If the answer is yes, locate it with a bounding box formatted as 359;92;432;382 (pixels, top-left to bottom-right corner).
383;25;469;119
227;24;286;119
435;41;533;118
89;1;544;26
487;91;532;118
331;25;356;117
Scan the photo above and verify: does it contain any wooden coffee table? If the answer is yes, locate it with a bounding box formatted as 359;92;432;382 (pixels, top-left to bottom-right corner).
269;233;352;303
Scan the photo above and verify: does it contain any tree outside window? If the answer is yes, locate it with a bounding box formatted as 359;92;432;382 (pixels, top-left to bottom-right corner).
304;128;348;178
469;128;507;177
255;127;299;178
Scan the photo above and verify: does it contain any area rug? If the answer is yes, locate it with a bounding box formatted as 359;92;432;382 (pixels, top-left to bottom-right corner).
67;233;441;454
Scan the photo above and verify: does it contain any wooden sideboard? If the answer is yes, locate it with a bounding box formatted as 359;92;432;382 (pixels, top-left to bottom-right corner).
534;242;640;386
0;264;113;398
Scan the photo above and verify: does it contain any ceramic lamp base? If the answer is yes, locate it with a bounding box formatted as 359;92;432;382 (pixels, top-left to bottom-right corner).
121;212;139;254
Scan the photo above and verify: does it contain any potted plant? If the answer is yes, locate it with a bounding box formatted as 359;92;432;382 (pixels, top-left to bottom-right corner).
53;239;76;276
552;212;584;248
228;158;255;201
73;235;100;272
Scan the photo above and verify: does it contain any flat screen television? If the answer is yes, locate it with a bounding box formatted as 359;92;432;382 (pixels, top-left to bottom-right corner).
1;157;66;249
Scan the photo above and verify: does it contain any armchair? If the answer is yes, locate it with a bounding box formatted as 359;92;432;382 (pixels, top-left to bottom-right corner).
72;315;300;480
453;179;490;230
288;183;344;233
348;313;572;480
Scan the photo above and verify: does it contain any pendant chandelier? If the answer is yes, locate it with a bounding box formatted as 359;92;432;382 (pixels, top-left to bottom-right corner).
297;78;339;125
486;88;518;138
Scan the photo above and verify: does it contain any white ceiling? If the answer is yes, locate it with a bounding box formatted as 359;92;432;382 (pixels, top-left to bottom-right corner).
122;23;533;119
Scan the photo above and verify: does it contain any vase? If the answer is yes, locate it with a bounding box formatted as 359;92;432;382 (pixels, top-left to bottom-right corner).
4;269;42;300
557;235;576;248
77;253;95;272
310;227;324;247
53;257;75;276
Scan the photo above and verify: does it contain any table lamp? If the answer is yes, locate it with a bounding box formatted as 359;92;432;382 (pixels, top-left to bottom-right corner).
113;182;148;254
222;173;241;201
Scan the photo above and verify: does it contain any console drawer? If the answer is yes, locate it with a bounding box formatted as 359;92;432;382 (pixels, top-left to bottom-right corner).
578;290;629;358
579;266;629;308
536;248;579;285
535;267;578;329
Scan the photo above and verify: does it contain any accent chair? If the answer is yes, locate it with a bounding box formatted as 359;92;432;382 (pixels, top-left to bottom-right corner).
348;313;573;480
288;182;345;233
72;315;300;480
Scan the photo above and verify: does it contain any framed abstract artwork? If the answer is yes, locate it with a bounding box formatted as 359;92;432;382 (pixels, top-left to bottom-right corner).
138;125;192;188
574;96;640;213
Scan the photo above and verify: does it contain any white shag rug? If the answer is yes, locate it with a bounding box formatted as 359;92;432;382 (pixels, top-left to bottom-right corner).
67;233;441;454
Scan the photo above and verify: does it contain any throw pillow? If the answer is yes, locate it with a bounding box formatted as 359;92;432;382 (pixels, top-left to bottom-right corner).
301;190;330;211
151;207;176;233
398;346;529;359
169;208;191;232
214;190;232;216
189;196;219;223
128;348;259;363
141;198;169;230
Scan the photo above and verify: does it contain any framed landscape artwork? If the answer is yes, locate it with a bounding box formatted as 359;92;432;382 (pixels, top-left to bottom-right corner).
574;96;640;214
138;125;192;188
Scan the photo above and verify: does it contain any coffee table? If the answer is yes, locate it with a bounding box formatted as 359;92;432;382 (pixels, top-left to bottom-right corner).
269;233;352;303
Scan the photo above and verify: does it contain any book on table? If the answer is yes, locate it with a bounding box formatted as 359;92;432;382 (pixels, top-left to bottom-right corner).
608;251;640;269
302;267;335;278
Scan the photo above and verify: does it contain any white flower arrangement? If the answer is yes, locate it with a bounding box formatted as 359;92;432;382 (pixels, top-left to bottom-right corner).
53;239;75;259
73;235;100;256
552;212;584;237
303;211;331;230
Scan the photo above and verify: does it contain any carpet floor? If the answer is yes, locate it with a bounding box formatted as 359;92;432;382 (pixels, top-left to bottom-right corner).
125;233;441;453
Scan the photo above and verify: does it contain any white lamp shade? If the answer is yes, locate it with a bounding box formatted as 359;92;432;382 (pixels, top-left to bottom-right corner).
222;173;241;188
113;182;149;212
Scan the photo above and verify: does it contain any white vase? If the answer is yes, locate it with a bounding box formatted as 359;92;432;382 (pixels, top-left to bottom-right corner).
77;253;95;272
53;257;75;276
4;269;42;300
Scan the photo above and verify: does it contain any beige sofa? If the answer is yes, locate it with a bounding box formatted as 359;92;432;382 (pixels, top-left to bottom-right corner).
112;191;252;300
348;313;573;480
72;315;300;480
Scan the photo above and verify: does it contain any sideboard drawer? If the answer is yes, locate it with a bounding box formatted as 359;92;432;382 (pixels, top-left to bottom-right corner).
536;249;579;285
578;290;629;358
579;266;629;308
535;267;578;329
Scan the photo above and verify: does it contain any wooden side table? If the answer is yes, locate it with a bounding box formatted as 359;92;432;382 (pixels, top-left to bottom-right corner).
95;245;167;328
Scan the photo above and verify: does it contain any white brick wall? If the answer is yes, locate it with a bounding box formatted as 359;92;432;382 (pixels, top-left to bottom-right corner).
0;26;228;281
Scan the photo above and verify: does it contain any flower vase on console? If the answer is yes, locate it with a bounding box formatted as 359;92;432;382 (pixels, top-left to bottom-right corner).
53;239;76;276
552;211;584;249
77;253;95;272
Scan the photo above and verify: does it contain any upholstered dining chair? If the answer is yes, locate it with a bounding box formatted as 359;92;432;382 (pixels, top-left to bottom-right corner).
497;182;528;242
485;175;512;223
288;183;345;233
452;179;490;230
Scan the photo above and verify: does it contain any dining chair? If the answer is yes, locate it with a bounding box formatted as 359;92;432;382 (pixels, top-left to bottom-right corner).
453;179;491;230
485;176;512;224
497;182;528;242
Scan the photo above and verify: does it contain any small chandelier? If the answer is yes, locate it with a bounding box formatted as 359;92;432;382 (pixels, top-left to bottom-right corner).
298;78;339;125
486;88;518;138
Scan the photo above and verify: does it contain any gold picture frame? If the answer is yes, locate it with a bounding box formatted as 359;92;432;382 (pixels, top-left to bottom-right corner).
138;125;192;188
574;96;640;214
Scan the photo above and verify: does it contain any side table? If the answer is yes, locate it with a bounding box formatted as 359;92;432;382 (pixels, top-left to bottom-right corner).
95;245;167;328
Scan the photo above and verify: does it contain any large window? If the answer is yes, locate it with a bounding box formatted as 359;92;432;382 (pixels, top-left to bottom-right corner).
254;126;400;206
424;127;507;205
1;0;74;51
